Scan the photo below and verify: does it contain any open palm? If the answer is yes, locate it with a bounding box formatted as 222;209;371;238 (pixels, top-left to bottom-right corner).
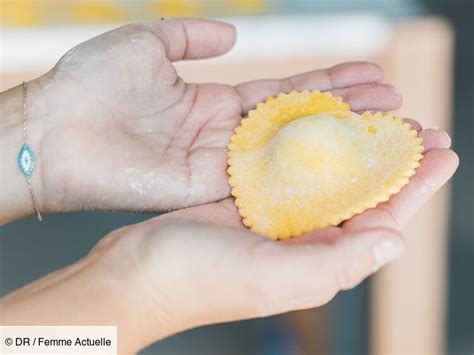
82;122;457;352
38;18;402;213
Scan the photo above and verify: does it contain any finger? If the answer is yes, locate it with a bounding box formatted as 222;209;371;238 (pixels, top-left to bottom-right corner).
343;149;459;231
331;83;402;112
148;18;236;61
420;129;452;152
404;118;423;132
236;62;384;113
254;227;404;317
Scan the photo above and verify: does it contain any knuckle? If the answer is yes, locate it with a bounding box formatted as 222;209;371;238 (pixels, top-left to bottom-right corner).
335;258;365;290
319;286;339;306
119;24;167;55
135;28;160;43
119;22;146;33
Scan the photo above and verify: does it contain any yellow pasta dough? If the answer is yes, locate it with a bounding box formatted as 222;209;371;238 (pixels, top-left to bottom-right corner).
227;91;424;239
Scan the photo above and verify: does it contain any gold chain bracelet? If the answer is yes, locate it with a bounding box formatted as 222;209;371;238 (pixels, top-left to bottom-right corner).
18;81;43;221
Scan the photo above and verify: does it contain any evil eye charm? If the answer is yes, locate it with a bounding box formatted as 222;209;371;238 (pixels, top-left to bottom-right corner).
18;144;36;177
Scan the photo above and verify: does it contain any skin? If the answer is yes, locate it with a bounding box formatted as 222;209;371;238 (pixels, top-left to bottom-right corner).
0;18;459;354
1;18;402;222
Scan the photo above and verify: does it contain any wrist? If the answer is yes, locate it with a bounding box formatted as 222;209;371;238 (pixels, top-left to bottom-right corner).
0;80;48;223
0;227;164;353
0;75;86;223
89;222;198;346
97;224;186;345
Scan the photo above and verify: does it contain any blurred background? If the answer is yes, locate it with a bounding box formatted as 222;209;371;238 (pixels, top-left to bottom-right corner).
1;1;472;354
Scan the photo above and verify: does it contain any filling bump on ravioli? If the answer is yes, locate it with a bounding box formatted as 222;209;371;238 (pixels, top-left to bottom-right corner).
227;91;424;240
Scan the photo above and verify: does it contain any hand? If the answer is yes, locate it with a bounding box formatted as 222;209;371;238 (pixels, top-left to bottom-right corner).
124;124;457;339
26;18;401;214
2;122;456;353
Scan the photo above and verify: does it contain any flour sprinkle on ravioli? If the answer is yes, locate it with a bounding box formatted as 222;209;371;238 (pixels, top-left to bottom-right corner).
227;91;423;240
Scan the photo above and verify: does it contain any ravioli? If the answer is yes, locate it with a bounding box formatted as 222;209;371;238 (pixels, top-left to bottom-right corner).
227;91;423;239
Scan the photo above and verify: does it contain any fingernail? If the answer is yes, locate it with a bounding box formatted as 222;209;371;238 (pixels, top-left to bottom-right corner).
372;240;403;272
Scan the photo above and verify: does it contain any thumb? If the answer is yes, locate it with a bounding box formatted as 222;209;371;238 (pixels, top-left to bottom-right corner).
148;18;237;61
253;227;405;317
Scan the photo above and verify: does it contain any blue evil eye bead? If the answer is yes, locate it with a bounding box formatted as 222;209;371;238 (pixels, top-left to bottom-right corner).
18;144;36;177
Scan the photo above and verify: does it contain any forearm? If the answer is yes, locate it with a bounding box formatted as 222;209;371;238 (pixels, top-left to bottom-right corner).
0;82;47;224
0;236;171;353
